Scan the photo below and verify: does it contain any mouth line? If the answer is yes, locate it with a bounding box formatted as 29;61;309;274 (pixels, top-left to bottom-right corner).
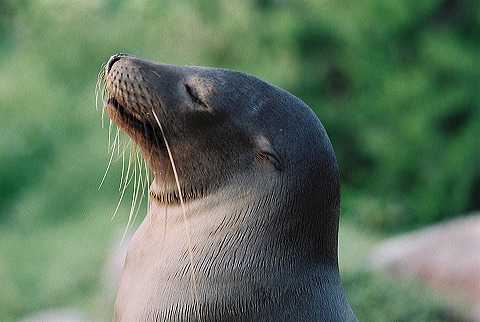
106;97;147;128
105;97;164;149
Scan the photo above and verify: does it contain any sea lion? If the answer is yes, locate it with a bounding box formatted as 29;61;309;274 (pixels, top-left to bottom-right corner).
102;53;356;321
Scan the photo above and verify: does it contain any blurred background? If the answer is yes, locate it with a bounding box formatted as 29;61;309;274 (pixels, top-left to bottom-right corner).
0;0;478;321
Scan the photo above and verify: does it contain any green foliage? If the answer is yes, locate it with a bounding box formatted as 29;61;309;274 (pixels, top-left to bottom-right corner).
0;0;478;320
343;271;458;322
287;0;480;228
0;206;122;321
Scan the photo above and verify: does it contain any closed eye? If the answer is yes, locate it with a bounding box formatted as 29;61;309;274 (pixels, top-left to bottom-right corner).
185;84;205;106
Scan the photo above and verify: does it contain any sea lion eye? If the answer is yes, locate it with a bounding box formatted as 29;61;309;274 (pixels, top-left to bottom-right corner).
185;84;206;107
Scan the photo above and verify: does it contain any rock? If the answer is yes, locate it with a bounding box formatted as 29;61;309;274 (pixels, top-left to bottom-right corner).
370;213;480;321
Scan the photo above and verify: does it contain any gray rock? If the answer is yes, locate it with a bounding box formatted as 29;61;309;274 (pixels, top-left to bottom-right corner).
370;213;480;321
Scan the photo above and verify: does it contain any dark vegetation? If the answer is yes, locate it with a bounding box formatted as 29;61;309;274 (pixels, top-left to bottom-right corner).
0;0;478;320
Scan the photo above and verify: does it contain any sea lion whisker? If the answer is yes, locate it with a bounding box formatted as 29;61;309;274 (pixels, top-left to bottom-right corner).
110;178;126;220
98;58;156;236
115;133;128;190
95;73;103;123
108;120;125;162
100;94;106;129
115;135;132;164
117;135;126;191
126;101;154;224
96;67;112;130
137;150;151;207
124;141;137;188
99;121;131;193
143;92;171;198
107;123;123;161
110;143;132;220
122;147;146;242
95;64;106;109
122;150;138;240
101;101;152;228
98;131;118;190
107;119;113;151
144;157;151;196
95;69;119;190
151;108;200;319
116;128;127;158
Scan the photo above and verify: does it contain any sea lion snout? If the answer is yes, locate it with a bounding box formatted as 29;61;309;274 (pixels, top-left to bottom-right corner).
106;53;131;73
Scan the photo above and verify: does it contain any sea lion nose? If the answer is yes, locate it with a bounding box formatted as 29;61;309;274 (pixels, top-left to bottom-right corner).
107;53;130;73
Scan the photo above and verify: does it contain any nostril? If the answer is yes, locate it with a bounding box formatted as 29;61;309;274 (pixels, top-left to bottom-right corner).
107;53;129;73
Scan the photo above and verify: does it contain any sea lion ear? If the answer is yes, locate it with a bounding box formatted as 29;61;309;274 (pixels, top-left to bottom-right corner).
254;136;284;171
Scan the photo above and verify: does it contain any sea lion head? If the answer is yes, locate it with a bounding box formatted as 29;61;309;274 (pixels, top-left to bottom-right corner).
103;53;340;262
